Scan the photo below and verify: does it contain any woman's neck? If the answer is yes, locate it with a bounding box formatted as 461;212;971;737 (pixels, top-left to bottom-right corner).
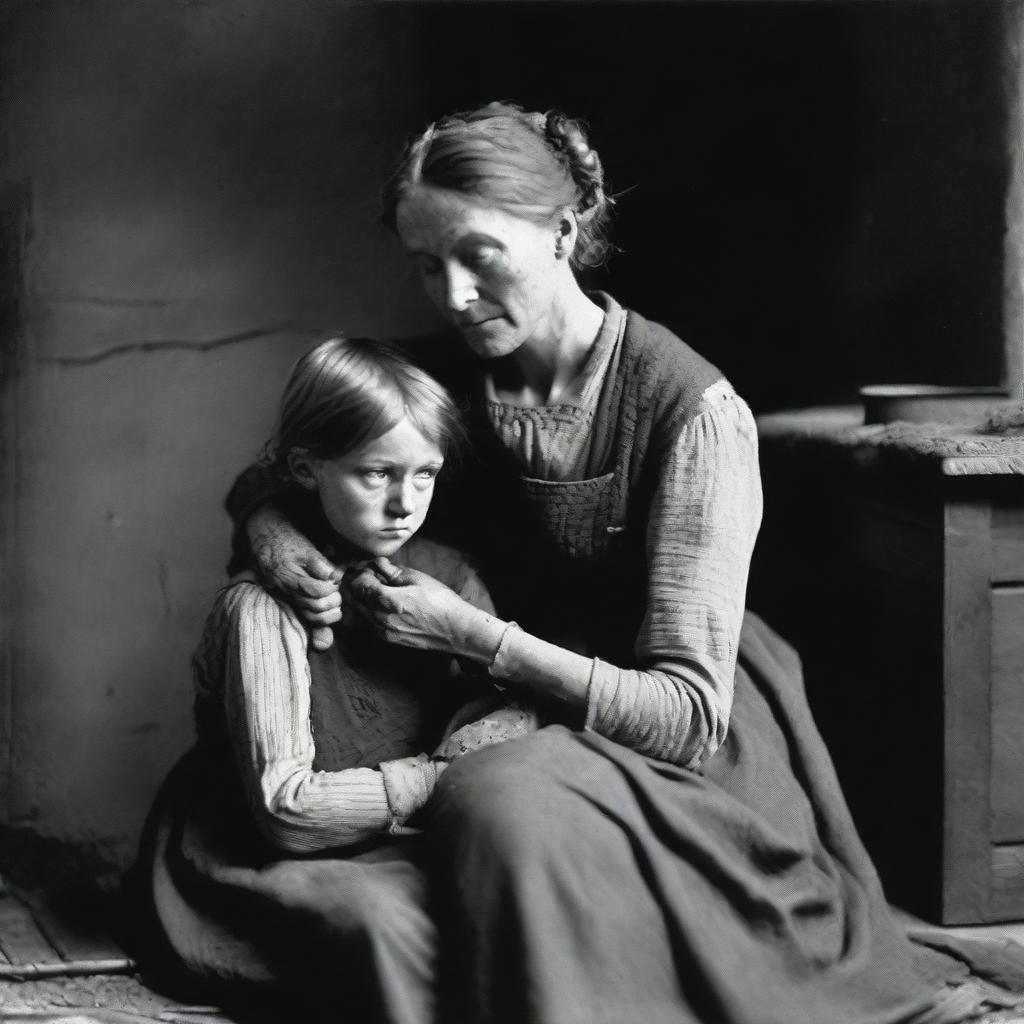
492;283;605;406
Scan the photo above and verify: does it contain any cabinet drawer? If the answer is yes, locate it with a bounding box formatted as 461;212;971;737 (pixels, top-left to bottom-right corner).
992;586;1024;843
993;506;1024;584
991;844;1024;920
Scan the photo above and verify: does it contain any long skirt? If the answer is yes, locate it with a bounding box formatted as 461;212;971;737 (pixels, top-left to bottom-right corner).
128;613;1021;1024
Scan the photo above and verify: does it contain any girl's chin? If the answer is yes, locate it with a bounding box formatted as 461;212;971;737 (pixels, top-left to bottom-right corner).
360;531;415;558
327;532;412;564
365;538;410;558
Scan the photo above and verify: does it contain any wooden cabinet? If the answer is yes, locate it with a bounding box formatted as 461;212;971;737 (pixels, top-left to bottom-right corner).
753;407;1024;924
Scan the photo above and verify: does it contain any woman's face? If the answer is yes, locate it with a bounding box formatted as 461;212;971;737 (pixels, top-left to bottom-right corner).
396;185;562;359
294;417;444;560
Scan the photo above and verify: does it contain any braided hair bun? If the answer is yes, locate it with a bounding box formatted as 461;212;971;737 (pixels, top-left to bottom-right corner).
382;101;615;270
543;112;605;212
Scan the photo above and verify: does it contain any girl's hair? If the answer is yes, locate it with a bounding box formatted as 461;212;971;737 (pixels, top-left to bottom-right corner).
382;101;614;270
266;337;467;477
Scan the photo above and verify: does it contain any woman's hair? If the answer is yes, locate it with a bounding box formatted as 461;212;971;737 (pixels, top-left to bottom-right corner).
266;337;467;477
382;101;614;269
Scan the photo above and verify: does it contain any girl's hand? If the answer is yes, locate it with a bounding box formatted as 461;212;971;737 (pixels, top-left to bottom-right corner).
248;506;342;651
344;558;506;661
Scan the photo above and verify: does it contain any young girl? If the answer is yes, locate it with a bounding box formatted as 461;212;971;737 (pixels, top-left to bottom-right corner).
131;337;534;1023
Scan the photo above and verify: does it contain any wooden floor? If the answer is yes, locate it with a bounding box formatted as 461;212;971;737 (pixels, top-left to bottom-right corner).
1;881;1024;1023
0;883;130;978
0;886;232;1023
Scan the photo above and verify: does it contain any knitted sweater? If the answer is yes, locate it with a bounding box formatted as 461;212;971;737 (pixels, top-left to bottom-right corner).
191;536;507;852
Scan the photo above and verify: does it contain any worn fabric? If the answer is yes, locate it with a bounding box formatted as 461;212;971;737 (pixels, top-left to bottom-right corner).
480;290;624;480
135;753;435;1024
190;537;497;850
210;296;1024;1023
420;299;1021;1023
427;613;988;1024
222;295;747;768
130;538;502;1019
479;294;761;767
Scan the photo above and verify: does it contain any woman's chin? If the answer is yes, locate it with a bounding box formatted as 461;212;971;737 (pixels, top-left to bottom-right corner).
459;322;523;360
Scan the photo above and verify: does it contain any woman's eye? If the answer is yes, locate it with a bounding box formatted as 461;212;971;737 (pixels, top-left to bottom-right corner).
466;247;497;269
415;467;439;480
361;469;389;483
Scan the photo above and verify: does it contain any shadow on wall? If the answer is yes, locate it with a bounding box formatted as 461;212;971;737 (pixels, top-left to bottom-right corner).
0;0;442;863
0;0;1012;863
413;0;1009;410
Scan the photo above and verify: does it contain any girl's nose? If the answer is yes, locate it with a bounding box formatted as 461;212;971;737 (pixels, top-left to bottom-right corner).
387;478;417;518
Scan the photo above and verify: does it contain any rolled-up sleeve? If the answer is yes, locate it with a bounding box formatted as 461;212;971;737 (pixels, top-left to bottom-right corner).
584;382;762;767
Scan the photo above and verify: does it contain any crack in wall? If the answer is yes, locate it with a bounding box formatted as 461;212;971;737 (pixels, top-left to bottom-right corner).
31;293;172;309
40;323;324;367
157;560;174;620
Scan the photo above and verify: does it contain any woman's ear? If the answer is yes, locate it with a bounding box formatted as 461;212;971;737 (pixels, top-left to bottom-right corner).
554;208;579;261
286;449;320;491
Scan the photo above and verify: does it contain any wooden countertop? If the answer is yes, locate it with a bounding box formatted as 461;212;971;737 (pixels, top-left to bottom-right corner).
756;405;1024;477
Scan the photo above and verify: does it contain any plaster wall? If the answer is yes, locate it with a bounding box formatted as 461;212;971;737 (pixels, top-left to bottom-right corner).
0;1;437;862
0;0;1015;865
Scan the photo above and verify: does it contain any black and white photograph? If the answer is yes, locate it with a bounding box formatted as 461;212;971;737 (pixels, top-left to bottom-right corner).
1;1;1023;1022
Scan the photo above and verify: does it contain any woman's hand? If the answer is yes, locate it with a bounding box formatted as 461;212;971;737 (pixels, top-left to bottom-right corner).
344;558;506;661
248;506;342;651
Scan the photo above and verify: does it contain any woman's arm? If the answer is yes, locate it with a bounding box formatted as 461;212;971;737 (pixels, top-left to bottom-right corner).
219;583;442;853
225;463;343;651
347;384;761;768
578;382;761;766
246;507;343;651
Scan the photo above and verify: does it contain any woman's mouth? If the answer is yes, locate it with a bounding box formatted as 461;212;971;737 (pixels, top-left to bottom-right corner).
459;315;501;331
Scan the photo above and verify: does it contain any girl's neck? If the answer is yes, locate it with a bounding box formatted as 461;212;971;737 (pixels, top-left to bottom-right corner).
492;283;605;406
323;535;385;569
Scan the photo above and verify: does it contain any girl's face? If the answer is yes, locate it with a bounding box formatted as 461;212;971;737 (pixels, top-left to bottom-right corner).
293;417;444;560
396;185;562;360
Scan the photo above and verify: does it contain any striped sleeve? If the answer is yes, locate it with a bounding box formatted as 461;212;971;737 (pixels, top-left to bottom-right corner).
584;382;763;767
220;583;436;852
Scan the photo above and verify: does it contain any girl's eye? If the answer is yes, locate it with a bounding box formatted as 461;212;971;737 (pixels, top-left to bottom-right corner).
362;469;389;482
415;467;440;480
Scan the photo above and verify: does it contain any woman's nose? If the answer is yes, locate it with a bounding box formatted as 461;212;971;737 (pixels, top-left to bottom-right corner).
444;263;478;312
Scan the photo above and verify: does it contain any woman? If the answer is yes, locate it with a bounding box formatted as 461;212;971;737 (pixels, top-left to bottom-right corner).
229;105;1019;1023
132;337;537;1024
